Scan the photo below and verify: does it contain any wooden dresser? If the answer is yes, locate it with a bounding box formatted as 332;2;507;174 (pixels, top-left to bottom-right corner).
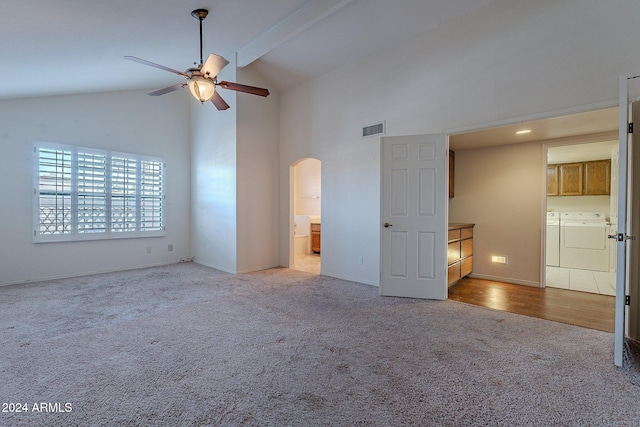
448;223;474;286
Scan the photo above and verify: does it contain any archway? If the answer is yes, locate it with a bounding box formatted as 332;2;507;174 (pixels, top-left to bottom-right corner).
290;158;321;274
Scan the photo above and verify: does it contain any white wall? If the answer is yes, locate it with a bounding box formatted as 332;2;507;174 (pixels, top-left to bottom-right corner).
449;143;543;286
191;59;280;274
279;83;315;267
0;90;192;285
236;65;280;273
278;0;640;286
191;61;238;273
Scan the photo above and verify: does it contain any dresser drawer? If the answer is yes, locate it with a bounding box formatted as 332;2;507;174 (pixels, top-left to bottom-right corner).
461;238;473;258
448;262;461;285
461;227;473;240
461;256;473;277
447;242;460;264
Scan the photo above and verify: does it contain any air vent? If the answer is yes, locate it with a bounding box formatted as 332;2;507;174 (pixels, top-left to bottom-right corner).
362;121;385;138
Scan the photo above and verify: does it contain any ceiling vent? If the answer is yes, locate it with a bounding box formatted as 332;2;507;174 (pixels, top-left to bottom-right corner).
362;121;385;138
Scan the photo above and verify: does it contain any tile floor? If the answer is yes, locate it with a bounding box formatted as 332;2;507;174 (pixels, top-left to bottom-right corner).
293;253;321;275
546;266;616;296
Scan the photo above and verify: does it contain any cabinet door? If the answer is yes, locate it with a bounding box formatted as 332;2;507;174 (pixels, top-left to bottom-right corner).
559;163;583;196
584;160;611;195
311;224;321;253
547;165;558;196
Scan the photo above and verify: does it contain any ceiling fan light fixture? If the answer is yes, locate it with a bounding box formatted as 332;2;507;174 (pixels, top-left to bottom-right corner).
188;77;216;103
125;8;268;111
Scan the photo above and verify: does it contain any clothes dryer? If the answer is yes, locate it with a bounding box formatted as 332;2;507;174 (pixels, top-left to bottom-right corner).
559;212;609;271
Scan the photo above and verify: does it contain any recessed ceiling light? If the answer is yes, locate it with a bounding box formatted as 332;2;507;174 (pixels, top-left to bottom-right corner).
516;129;532;135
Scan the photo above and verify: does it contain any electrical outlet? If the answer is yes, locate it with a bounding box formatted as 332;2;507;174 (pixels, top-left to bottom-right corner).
168;244;173;252
357;256;363;265
146;247;152;254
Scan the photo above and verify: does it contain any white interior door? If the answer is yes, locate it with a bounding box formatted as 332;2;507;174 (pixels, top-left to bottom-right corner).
614;78;636;366
380;134;448;299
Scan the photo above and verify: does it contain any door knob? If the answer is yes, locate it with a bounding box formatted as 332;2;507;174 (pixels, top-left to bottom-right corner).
384;222;393;228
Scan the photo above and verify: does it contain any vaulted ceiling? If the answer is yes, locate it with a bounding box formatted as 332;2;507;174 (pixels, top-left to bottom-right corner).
2;0;620;148
0;0;496;100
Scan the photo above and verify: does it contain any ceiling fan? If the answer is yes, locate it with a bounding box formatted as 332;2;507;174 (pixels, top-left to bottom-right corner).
125;9;269;110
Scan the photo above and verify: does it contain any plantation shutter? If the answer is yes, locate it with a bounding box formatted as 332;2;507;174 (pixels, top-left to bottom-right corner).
34;141;165;242
77;151;107;234
111;156;138;233
37;147;72;236
140;160;164;231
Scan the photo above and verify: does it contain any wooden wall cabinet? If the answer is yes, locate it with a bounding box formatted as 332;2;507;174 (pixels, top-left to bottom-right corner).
583;160;611;195
547;159;610;196
547;165;558;196
311;223;321;253
558;163;583;196
448;224;474;286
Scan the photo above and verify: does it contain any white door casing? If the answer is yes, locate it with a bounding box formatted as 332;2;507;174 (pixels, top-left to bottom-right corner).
380;134;448;299
614;77;635;367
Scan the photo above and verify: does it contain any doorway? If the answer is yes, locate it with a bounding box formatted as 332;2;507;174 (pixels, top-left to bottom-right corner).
448;106;619;331
544;140;618;296
290;158;321;274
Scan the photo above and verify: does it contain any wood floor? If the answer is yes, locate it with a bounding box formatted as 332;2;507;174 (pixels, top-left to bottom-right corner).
448;277;615;333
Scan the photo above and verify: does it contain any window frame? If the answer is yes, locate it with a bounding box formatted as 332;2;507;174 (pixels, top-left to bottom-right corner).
33;141;165;243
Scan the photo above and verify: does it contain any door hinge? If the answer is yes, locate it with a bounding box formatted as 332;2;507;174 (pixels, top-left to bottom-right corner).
626;295;631;306
630;122;634;134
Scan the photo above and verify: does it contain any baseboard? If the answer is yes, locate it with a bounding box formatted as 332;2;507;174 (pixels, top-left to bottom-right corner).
0;261;182;287
468;273;540;288
318;269;379;287
192;259;284;275
192;259;235;274
236;263;283;274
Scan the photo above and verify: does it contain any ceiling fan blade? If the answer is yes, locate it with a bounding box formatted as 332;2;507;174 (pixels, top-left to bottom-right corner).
124;56;188;77
210;91;230;111
147;83;187;96
201;54;230;78
218;81;270;97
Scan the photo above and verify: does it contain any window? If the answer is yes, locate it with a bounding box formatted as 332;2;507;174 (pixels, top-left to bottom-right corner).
34;142;165;242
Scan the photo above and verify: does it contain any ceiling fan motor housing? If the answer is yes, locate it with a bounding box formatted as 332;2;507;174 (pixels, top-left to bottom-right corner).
191;9;208;20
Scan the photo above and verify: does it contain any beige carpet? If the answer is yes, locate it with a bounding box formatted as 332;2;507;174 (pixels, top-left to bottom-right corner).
1;263;640;426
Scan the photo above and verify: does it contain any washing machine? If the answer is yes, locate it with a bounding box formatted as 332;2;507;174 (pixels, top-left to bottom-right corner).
559;212;609;271
546;212;560;267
